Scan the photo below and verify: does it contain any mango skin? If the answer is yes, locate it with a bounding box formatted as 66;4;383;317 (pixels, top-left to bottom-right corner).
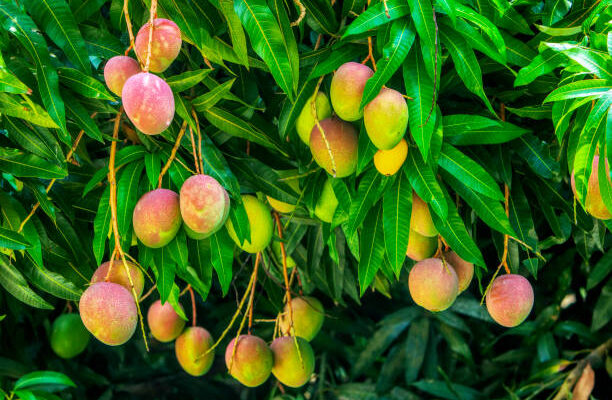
374;138;408;176
91;260;144;298
50;314;90;359
270;336;315;388
314;177;338;223
184;224;209;240
406;229;437;261
486;274;534;327
225;335;273;387
296;92;332;144
122;72;175;135
330;62;374;121
175;327;214;376
279;296;324;341
180;174;230;238
310;118;358;178
267;177;300;214
409;258;459;312
133;188;182;248
443;250;473;292
134;18;182;73
79;282;137;346
411;192;437;237
147;300;186;343
364;87;408;150
103;56;140;96
226;195;273;253
571;155;612;220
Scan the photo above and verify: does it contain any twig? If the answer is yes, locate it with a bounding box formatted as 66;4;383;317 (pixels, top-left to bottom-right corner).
188;125;201;174
361;37;377;71
291;0;306;27
382;0;390;18
139;284;157;302
188;285;196;327
158;120;187;188
247;253;260;335
123;0;135;55
191;109;204;174
143;0;158;72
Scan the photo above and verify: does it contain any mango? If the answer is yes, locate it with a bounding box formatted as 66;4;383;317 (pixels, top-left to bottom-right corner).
408;258;459;312
270;336;315;388
225;335;273;387
486;274;534;327
103;56;140;96
406;229;437;261
133;188;182;248
279;296;324;341
442;250;473;292
330;62;373;121
314;177;338;223
374;138;408;176
226;195;273;253
267;176;301;214
175;326;214;376
310;118;358;178
90;260;144;298
134;18;182;73
122;72;175;135
296;92;332;144
50;314;90;359
363;88;408;150
180;174;230;238
410;192;437;237
147;300;186;343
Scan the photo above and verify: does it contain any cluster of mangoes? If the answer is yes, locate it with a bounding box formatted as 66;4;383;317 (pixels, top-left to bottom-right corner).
104;18;181;135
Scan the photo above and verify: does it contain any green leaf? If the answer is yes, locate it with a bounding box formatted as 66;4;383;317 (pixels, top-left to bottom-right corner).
0;190;43;267
455;3;506;62
116;161;144;240
58;67;114;100
406;0;437;81
217;0;249;66
306;44;363;81
269;0;299;92
431;193;485;267
209;229;234;296
360;18;415;108
535;25;582;36
515;134;560;179
544;79;612;103
186;238;213;301
342;0;410;38
22;254;82;301
0;64;29;94
404;317;429;383
14;370;75;392
542;43;612;80
167;69;212;92
515;49;567;87
591;278;612;331
588;251;612;290
0;93;58;129
278;79;318;139
92;186;111;266
234;0;296;99
168;230;189;273
144;151;161;188
0;255;53;309
154;247;176;304
24;182;56;222
383;173;412;277
347;170;387;238
506;105;552;120
63;92;103;141
438;144;503;201
3;117;62;162
403;46;436;160
404;147;447;219
508;181;538;276
0;227;30;250
23;0;90;74
0;148;67;179
193;79;236;111
443;114;529;145
439;25;494;115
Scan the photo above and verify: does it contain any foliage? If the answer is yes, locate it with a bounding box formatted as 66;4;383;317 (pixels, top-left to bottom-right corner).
0;0;611;399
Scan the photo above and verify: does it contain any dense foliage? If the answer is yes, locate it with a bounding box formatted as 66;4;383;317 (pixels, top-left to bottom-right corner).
0;0;611;399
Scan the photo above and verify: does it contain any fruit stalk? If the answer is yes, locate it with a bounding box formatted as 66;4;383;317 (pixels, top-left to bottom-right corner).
143;0;158;72
191;109;204;173
158;120;187;188
188;285;196;327
123;0;135;55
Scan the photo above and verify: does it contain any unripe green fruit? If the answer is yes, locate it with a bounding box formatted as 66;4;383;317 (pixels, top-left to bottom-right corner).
279;296;324;341
270;336;315;388
314;178;338;223
133;188;182;248
225;335;273;387
408;258;459;312
486;274;534;327
134;18;182;73
411;192;437;237
226;195;274;253
79;282;137;346
147;300;186;343
330;62;374;121
406;229;437;261
571;155;612;220
364;88;408;150
50;314;90;359
91;260;144;298
267;176;301;214
272;240;297;268
310;118;358;178
442;250;474;292
180;174;230;238
175;327;214;376
296;92;332;144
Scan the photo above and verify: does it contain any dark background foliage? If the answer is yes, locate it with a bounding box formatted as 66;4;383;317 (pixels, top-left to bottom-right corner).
0;0;611;399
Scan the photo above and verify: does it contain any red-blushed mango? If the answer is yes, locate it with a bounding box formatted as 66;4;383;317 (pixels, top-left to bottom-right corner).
226;195;273;253
50;314;90;359
330;62;373;121
364;88;408;150
133;188;182;248
411;192;437;237
103;56;140;96
134;18;182;73
486;274;534;327
122;72;175;135
310;118;358;178
79;282;137;346
270;336;315;388
374;138;408;176
90;260;144;298
175;326;214;376
296;92;332;144
179;174;230;238
571;155;612;220
314;177;338;223
225;335;273;387
267;176;300;214
147;300;186;342
408;258;459;312
279;296;324;341
442;250;473;292
406;229;437;261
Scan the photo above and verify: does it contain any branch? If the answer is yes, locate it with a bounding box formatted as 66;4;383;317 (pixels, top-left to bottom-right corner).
143;0;158;72
158;120;187;188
